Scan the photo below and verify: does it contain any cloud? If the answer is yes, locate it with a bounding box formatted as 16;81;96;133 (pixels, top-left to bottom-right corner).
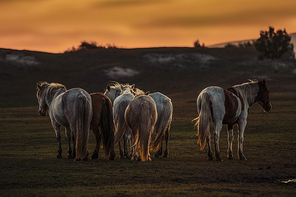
96;0;168;7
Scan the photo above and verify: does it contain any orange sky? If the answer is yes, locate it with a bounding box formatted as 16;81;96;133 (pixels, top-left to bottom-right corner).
1;0;296;53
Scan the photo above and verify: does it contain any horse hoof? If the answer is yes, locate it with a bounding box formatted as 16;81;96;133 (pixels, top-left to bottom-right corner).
56;154;62;159
228;155;234;160
163;151;168;158
216;156;223;161
74;158;81;161
109;153;115;160
240;156;247;160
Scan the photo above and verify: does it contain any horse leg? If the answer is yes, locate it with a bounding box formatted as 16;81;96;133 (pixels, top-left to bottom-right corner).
123;133;130;158
72;130;76;159
214;122;223;161
118;141;124;158
128;132;133;159
227;124;234;160
163;127;170;158
65;126;73;159
154;136;163;158
91;127;101;159
238;119;247;160
206;132;214;160
52;122;62;158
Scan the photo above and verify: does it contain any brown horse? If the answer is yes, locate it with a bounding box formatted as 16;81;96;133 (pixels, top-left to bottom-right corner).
90;92;115;160
118;95;157;162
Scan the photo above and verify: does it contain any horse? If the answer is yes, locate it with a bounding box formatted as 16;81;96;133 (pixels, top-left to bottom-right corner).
149;92;173;158
89;92;115;160
105;82;173;158
36;82;92;160
193;79;271;161
122;95;158;162
112;85;137;158
104;82;129;104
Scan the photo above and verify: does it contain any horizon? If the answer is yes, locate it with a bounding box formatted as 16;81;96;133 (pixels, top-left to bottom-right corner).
1;0;296;53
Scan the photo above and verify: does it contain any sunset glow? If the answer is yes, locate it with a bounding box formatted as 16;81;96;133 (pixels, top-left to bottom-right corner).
1;0;296;53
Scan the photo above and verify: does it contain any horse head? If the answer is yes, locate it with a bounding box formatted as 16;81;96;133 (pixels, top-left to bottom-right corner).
36;82;49;116
256;79;272;112
104;82;122;103
121;84;135;94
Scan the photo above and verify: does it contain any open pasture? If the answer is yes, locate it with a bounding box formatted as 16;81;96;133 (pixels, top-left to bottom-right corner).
1;91;296;196
1;46;296;196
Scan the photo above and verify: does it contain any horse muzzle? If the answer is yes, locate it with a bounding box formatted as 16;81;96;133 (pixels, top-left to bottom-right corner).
38;109;46;116
265;103;272;112
258;101;272;112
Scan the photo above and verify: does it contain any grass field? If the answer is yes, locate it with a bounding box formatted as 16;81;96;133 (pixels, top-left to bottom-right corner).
0;46;296;196
1;91;296;196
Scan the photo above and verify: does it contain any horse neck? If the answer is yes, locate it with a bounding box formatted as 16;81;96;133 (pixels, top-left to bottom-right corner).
45;87;66;107
122;88;132;94
232;83;259;107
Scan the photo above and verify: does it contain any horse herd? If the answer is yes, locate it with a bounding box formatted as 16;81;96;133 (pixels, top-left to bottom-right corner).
36;79;271;162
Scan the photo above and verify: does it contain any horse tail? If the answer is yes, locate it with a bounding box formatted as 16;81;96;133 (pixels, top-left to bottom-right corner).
150;99;173;152
75;95;91;160
100;97;115;159
139;101;154;162
193;92;212;150
114;100;129;145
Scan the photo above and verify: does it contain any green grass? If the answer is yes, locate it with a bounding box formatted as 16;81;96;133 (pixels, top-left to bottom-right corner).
1;92;296;196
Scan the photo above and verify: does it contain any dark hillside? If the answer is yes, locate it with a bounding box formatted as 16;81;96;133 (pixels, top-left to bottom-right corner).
0;47;295;107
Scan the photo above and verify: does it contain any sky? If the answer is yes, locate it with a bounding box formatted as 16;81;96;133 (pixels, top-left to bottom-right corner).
1;0;296;53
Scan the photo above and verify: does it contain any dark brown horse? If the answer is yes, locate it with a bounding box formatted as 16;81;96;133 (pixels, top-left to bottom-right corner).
90;92;115;160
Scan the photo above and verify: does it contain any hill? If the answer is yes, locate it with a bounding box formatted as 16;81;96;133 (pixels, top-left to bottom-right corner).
0;46;295;108
209;33;296;54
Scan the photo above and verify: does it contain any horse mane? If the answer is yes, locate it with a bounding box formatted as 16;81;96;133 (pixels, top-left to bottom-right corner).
37;82;66;99
106;81;121;92
231;79;261;105
133;88;146;96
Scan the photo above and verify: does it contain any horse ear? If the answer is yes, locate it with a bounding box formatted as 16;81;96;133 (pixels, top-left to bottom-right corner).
145;91;150;95
36;82;41;90
131;84;135;89
106;85;110;91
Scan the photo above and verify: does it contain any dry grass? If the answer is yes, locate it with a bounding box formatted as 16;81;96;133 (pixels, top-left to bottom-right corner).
1;91;296;196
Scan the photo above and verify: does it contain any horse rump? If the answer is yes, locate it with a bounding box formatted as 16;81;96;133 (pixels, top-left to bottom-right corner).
150;98;172;152
194;92;212;150
75;95;91;161
138;101;154;162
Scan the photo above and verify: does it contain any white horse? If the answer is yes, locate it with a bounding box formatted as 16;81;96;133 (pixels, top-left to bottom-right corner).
124;95;157;162
36;82;92;160
193;79;271;161
104;82;130;104
149;92;173;158
112;85;137;158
